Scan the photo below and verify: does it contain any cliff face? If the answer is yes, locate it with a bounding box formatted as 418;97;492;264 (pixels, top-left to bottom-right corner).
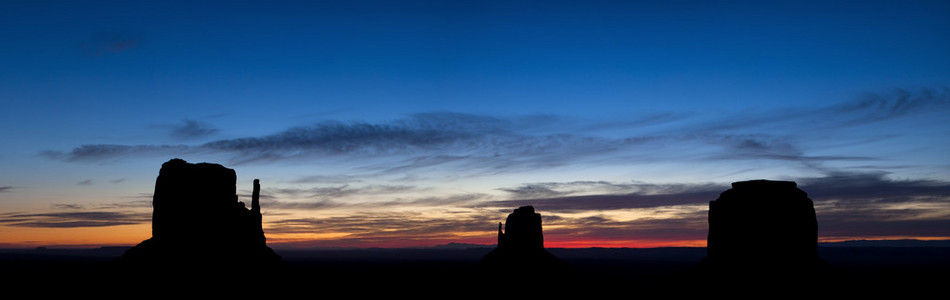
120;159;280;267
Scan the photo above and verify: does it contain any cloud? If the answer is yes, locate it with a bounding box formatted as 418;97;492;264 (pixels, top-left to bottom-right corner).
76;31;143;57
291;175;364;184
170;119;220;140
264;184;419;201
695;134;878;168
0;211;151;228
270;212;497;235
196;113;601;167
487;171;950;240
67;200;152;210
0;186;13;192
819;218;950;238
266;210;505;247
682;86;950;135
798;170;950;203
51;203;85;210
39;144;191;163
102;201;153;209
256;184;470;211
502;180;724;199
391;193;490;207
543;212;710;243
491;181;726;211
260;199;342;211
831;86;950;127
262;190;489;211
264;196;713;247
488;191;716;213
201;115;490;156
77;179;93;186
254;170;950;247
499;184;570;199
558;171;950;217
790;171;950;239
41;112;637;172
121;193;154;200
40;87;950;179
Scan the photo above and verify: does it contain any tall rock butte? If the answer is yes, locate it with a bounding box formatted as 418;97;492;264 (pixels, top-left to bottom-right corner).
480;206;566;272
120;159;281;268
694;179;825;277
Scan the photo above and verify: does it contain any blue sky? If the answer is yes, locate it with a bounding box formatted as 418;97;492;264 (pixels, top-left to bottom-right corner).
1;0;949;248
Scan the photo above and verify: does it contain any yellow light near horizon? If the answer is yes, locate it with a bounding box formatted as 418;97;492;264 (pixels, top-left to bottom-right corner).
450;231;493;238
0;223;150;248
265;232;352;244
544;205;708;224
545;239;707;248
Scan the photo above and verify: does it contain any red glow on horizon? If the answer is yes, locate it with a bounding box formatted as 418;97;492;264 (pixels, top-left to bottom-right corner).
544;239;707;249
266;236;709;249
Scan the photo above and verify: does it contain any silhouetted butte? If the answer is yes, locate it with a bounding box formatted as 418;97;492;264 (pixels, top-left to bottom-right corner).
119;159;281;270
480;206;567;273
691;180;828;279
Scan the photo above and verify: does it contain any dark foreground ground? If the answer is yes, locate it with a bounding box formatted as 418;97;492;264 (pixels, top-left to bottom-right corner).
2;245;948;296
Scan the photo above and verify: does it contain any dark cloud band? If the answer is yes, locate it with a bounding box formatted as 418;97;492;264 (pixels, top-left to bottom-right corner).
0;211;151;228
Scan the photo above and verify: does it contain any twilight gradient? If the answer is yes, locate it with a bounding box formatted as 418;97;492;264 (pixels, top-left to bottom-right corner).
1;0;949;248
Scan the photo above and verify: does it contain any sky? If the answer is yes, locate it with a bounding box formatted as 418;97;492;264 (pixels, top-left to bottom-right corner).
1;0;949;249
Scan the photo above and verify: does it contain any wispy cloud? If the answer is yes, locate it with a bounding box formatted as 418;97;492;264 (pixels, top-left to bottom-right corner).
265;197;713;247
39;87;950;178
169;119;220;140
51;203;85;210
499;183;570;199
799;170;950;201
270;211;499;236
194;113;627;169
263;190;489;211
52;201;153;210
831;87;950;127
681;86;950;134
76;31;143;57
487;171;950;241
267;210;503;247
264;184;419;200
0;186;13;193
39;144;190;163
489;185;724;212
508;171;950;218
500;180;724;200
0;211;151;228
695;134;879;168
40;112;637;172
543;212;710;243
291;174;364;184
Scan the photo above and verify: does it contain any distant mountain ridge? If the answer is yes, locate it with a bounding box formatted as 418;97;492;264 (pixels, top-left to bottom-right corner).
430;242;494;249
818;239;950;247
423;239;950;249
3;239;949;255
273;239;950;250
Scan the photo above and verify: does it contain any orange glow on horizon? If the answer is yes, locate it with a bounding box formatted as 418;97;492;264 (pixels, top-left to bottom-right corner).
4;224;950;249
0;224;150;248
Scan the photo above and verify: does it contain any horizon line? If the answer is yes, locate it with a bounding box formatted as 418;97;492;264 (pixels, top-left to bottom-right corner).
5;237;950;251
